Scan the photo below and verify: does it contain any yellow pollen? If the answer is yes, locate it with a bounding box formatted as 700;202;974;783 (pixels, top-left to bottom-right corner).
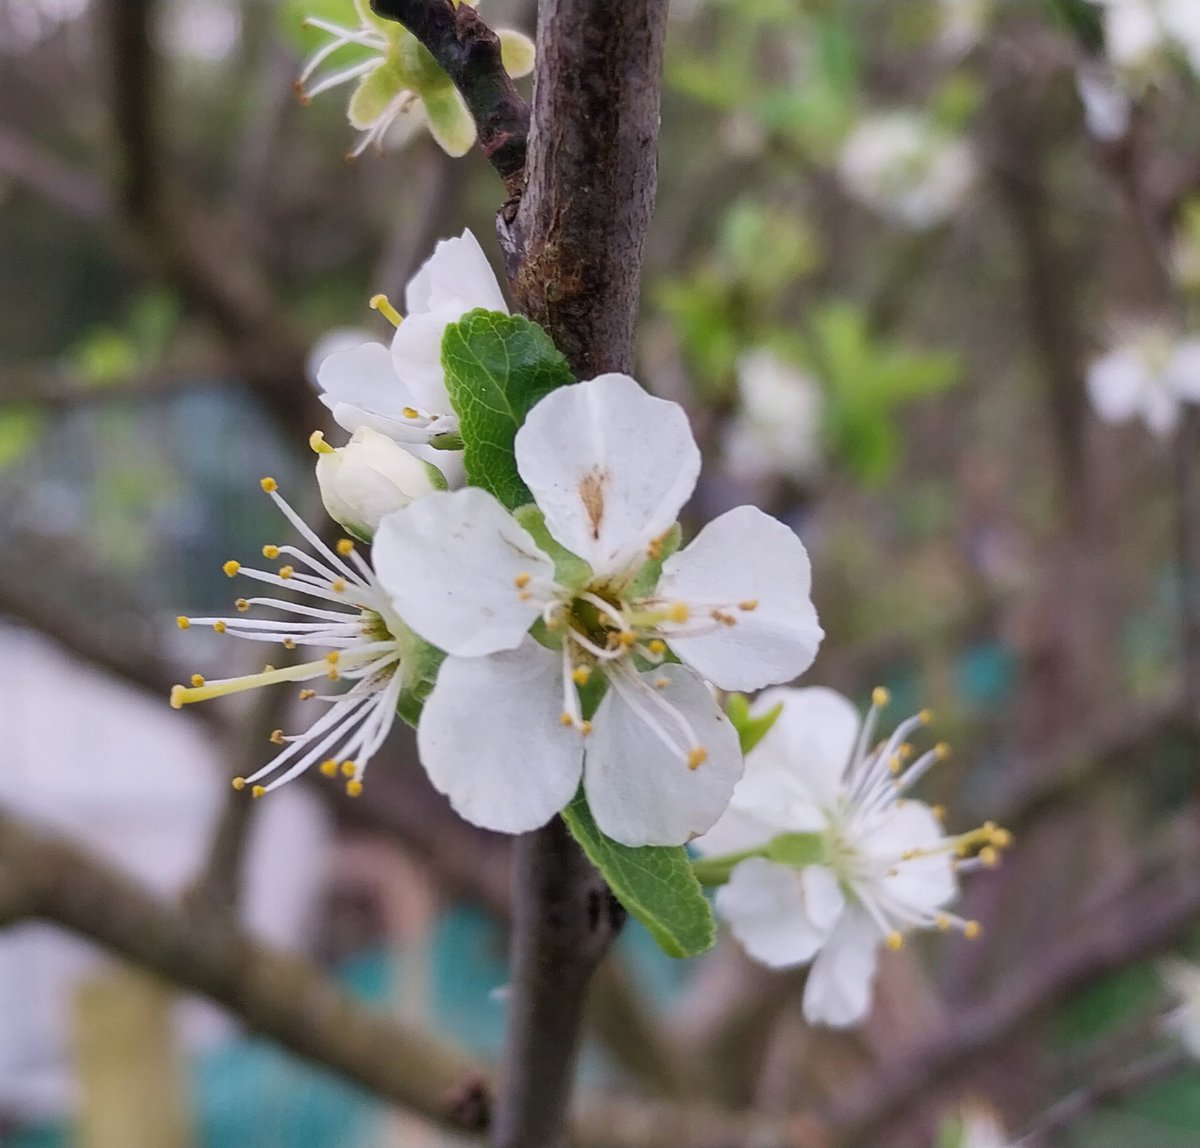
278;565;294;580
991;828;1013;848
283;638;297;650
190;674;205;688
309;430;334;455
571;666;591;686
617;630;637;648
872;686;890;707
299;689;317;700
332;579;347;593
328;667;340;681
169;685;186;709
369;293;404;327
647;639;666;656
213;621;227;634
262;545;280;560
647;536;664;560
655;676;670;690
964;920;982;940
260;477;277;493
518;590;532;601
935;742;951;760
738;599;758;611
236;598;250;612
223;560;240;578
251;785;266;799
514;572;532;589
898;743;914;762
326;652;340;665
263;664;275;673
402;406;420;420
337;538;355;556
269;729;285;746
668;602;690;623
885;931;904;951
580;720;593;735
560;712;574;727
176;616;190;630
931;804;947;822
936;913;951;932
687;746;708;770
918;708;934;724
319;760;338;777
979;846;1000;868
341;760;356;778
346;779;364;797
888;755;902;775
231;777;246;791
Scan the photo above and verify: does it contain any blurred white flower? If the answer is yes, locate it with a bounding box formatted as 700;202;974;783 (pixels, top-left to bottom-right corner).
1086;328;1200;437
837;110;975;229
697;687;1007;1027
723;348;822;483
1161;957;1200;1057
956;1106;1011;1148
1093;0;1200;74
1075;61;1133;141
305;326;378;387
313;426;444;541
937;0;990;58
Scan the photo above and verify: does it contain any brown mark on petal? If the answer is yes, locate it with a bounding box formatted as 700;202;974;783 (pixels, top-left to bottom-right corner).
579;467;609;540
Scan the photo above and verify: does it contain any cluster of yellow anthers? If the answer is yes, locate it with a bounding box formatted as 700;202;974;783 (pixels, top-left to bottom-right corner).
170;478;412;800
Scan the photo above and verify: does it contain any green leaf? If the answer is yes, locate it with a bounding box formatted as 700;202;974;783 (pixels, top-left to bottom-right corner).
0;406;44;469
725;692;783;755
442;310;574;509
513;504;591;588
561;792;715;959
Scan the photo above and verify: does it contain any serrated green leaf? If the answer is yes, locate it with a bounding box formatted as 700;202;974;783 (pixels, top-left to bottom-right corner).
442;310;574;509
562;792;715;959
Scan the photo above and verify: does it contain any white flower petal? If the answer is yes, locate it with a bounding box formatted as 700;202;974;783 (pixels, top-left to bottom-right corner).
728;686;859;824
659;506;823;691
802;909;881;1027
372;487;553;657
389;306;460;415
692;804;779;857
583;664;741;846
317;342;426;438
514;374;701;575
417;644;584;833
405;229;508;317
716;858;844;967
1087;348;1150;425
865;801;958;913
1166;338;1200;401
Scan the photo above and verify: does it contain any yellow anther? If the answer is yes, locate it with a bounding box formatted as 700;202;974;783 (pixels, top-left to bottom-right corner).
885;931;904;952
332;578;347;593
262;664;275;673
278;565;294;580
918;708;934;724
213;621;227;634
328;667;340;681
991;827;1013;849
514;572;532;589
269;729;285;746
340;760;356;778
235;598;250;613
647;639;666;656
935;742;952;760
935;913;951;932
170;685;186;709
283;637;297;650
571;666;591;686
326;651;340;665
319;759;338;777
336;538;355;556
190;674;206;688
687;746;708;770
979;846;1000;869
647;536;664;560
251;785;266;799
176;616;190;630
738;599;759;611
346;779;364;798
309;430;334;455
872;686;890;708
518;590;532;601
369;293;404;327
668;602;690;623
617;630;637;648
262;545;280;560
231;777;246;791
964;920;982;940
223;560;240;578
260;477;278;493
402;406;420;419
299;689;317;701
931;804;947;822
655;676;670;689
898;743;914;762
560;712;574;727
888;755;902;775
580;720;593;735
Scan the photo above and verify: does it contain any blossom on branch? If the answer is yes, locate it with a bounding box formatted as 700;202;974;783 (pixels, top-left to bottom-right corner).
696;686;1008;1027
372;373;824;846
296;0;534;158
1086;327;1200;437
317;230;507;448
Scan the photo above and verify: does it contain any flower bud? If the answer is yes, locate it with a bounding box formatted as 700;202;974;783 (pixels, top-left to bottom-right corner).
314;427;444;540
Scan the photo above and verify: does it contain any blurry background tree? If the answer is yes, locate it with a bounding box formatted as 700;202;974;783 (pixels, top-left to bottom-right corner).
3;0;1200;1145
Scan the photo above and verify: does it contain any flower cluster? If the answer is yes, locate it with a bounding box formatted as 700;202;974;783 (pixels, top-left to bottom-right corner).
695;686;1009;1026
1086;326;1200;437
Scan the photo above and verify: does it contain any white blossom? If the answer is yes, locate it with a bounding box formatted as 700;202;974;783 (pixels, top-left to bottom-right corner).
1075;61;1133;142
1093;0;1200;75
956;1107;1011;1148
170;478;423;798
296;0;534;158
372;373;824;845
936;0;990;58
696;686;1008;1027
837;110;975;230
1162;957;1200;1057
317;229;508;448
723;348;822;483
312;426;444;541
1086;327;1200;437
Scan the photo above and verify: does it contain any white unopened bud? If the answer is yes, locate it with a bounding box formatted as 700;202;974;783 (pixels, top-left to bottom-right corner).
314;427;444;540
